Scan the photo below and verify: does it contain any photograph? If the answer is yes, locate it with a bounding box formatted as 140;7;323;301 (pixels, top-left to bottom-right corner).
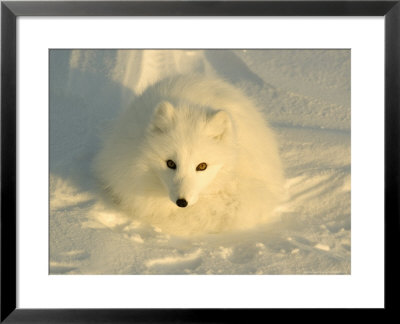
49;49;351;275
2;0;398;319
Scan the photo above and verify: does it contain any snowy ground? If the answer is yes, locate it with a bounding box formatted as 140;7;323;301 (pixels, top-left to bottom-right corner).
49;49;350;274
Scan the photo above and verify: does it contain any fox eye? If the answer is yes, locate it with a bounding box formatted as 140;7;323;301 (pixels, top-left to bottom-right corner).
166;160;176;169
196;162;207;171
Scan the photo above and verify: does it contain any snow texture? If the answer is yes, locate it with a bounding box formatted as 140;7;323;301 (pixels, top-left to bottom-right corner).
50;49;350;274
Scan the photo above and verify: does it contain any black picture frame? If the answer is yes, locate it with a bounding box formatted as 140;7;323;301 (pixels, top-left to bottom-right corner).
1;0;399;322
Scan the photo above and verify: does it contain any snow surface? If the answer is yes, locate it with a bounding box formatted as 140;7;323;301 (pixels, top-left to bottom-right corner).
50;49;350;274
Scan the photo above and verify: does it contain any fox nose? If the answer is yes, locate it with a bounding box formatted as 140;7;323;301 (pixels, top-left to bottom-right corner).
176;198;188;208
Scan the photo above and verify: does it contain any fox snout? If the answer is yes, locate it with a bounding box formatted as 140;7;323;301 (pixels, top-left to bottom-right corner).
168;177;199;208
174;193;197;208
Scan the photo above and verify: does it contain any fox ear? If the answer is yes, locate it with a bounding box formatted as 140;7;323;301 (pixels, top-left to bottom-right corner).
150;101;175;133
206;110;232;141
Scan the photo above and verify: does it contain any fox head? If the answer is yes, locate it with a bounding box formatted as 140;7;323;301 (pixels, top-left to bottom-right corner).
144;101;236;208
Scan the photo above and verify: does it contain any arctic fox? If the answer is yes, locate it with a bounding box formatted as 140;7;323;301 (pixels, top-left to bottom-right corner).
93;75;284;236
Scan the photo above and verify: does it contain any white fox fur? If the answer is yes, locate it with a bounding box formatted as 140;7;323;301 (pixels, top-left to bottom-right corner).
93;75;284;236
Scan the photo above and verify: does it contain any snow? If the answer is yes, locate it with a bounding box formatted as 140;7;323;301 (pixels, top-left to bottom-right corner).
49;49;350;275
